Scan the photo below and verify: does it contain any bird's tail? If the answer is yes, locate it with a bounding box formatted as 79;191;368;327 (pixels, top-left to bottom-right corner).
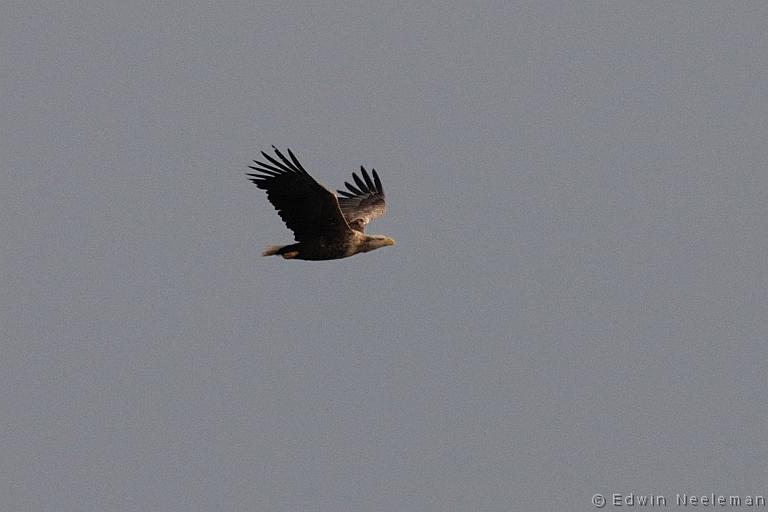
262;245;284;256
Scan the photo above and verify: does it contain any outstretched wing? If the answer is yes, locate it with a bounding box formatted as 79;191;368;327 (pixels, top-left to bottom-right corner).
247;147;352;242
336;166;387;232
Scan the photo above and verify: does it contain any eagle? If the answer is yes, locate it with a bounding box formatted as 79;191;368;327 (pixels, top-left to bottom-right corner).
247;146;395;260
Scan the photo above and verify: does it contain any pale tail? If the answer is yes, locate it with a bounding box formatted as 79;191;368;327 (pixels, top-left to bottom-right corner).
262;245;283;256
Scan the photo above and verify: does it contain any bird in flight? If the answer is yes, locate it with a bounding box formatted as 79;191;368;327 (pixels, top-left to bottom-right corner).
247;146;395;260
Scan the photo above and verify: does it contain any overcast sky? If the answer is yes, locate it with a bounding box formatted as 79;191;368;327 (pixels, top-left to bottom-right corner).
3;1;767;511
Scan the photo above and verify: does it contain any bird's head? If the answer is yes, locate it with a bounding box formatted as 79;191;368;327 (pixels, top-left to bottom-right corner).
360;235;396;253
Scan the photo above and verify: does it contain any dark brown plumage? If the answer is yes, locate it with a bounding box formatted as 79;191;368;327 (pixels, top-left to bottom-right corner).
247;147;394;260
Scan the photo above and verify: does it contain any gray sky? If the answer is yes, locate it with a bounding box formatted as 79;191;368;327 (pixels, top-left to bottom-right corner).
3;1;767;511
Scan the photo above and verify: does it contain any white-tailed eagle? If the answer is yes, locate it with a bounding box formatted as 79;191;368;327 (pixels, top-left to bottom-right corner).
247;147;394;260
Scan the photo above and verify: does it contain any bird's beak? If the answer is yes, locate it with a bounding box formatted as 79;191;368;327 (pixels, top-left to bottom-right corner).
385;238;395;246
